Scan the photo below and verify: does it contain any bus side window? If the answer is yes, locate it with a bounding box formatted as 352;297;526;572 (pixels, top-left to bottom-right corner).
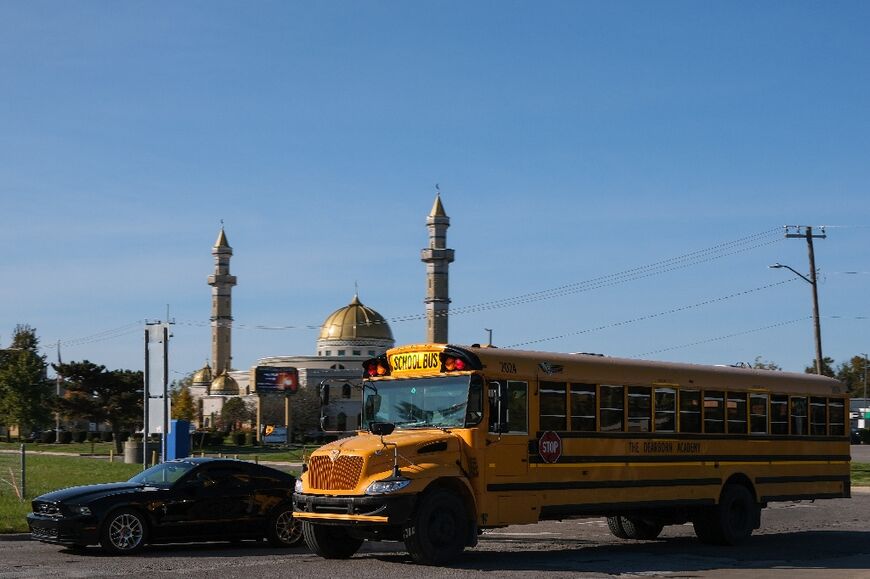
727;392;747;434
654;387;676;432
829;398;845;436
791;397;808;435
507;381;528;433
540;381;567;431
809;397;826;435
599;385;624;432
627;386;651;432
489;380;528;434
750;393;768;434
570;384;596;431
679;390;701;433
770;395;789;434
704;391;725;434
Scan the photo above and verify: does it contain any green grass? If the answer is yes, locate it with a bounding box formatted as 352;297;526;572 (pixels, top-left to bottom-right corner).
0;455;141;533
0;440;309;462
851;463;870;486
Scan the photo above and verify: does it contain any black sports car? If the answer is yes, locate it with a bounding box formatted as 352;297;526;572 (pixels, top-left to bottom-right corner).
27;457;303;554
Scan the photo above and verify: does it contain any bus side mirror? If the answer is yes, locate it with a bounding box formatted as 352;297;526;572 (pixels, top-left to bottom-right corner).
369;422;395;436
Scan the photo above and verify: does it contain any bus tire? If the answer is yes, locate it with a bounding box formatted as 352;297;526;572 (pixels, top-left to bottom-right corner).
608;516;663;540
621;516;664;540
606;516;630;539
403;489;468;565
302;521;363;559
693;484;758;545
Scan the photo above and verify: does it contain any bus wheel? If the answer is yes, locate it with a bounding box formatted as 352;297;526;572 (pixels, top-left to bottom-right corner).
606;516;630;539
607;516;663;540
302;522;363;559
694;485;758;545
404;489;468;565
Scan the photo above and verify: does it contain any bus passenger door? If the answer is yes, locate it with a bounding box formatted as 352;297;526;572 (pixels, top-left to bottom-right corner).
485;380;535;524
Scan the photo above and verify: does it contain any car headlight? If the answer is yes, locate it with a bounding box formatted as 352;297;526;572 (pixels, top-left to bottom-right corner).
294;479;303;494
365;477;411;495
71;505;92;516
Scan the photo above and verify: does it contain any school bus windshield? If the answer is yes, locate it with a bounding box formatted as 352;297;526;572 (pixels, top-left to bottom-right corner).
362;375;483;429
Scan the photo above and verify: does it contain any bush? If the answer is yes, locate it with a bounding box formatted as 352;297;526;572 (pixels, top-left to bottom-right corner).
118;431;130;443
58;431;72;444
73;431;88;443
88;432;101;442
40;431;55;443
232;431;246;446
208;432;226;447
860;429;870;445
191;432;207;448
244;431;255;446
101;431;114;443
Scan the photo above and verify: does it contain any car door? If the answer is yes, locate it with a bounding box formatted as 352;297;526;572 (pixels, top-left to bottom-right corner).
161;464;258;539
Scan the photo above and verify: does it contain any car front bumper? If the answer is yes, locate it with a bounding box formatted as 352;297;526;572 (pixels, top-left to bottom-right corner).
26;513;99;546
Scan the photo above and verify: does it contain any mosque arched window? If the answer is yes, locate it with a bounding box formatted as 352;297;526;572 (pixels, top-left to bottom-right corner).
342;383;352;399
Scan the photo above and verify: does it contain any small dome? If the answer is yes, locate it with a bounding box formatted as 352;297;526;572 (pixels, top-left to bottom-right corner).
192;363;213;386
210;370;239;396
318;294;393;342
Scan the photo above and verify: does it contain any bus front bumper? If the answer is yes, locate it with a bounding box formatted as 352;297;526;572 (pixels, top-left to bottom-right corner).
293;492;417;525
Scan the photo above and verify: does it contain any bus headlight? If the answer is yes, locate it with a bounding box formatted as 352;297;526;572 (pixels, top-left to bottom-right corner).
294;479;303;494
365;477;411;495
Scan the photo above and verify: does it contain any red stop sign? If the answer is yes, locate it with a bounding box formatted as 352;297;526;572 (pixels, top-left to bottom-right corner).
538;431;562;463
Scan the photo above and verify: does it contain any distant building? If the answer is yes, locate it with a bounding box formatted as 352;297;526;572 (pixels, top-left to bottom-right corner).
190;191;448;436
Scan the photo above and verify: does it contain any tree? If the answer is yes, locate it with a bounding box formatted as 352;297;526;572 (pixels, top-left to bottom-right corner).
171;385;197;422
752;357;782;371
0;325;53;439
220;397;253;432
804;356;836;378
53;360;143;453
836;356;869;398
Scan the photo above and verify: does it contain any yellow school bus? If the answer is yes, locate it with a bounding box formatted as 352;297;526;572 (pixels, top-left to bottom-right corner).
293;343;850;565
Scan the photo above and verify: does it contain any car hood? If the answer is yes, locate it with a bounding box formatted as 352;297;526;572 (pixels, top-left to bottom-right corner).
36;482;151;504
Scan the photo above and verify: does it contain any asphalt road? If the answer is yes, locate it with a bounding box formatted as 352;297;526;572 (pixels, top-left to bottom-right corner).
3;488;870;579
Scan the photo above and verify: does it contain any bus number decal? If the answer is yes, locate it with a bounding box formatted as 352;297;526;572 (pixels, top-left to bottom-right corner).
500;362;517;374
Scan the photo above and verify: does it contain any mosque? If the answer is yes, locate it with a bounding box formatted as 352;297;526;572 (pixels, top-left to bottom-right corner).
187;193;454;438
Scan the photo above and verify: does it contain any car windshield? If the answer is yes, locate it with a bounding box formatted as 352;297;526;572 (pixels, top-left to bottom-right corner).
362;375;482;429
128;461;196;488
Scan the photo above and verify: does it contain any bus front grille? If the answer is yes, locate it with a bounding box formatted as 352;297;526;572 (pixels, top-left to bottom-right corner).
308;455;364;490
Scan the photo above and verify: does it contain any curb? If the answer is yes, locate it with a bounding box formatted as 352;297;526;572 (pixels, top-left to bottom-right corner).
0;533;30;542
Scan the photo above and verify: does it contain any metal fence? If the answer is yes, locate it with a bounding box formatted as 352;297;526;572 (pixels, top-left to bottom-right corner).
0;446;25;501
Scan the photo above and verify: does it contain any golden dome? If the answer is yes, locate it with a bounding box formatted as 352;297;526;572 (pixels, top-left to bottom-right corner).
209;370;239;396
318;294;394;342
192;363;213;386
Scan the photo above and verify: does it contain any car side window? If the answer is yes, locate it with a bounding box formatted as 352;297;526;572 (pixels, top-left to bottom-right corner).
198;466;251;490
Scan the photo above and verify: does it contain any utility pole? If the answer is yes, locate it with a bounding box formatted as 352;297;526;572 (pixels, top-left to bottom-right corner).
145;314;174;466
55;341;62;444
784;225;827;375
143;329;150;470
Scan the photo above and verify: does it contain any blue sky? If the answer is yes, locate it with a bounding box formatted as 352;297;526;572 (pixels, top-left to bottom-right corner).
1;1;868;378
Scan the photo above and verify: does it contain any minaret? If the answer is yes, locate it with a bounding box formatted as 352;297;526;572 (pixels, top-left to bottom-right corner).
207;227;237;373
421;191;455;343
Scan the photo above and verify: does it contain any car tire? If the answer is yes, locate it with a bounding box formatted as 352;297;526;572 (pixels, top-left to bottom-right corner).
302;521;363;558
403;489;468;565
99;508;148;555
266;504;304;547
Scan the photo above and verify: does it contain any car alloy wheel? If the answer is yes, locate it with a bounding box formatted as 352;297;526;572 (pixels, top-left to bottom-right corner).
105;510;145;553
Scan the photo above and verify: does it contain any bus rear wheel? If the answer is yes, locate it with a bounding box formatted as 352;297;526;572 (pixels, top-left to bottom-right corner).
693;484;758;545
302;522;363;559
607;516;664;540
404;489;468;565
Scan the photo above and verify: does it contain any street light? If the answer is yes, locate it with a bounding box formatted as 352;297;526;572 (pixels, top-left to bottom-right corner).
862;353;868;409
769;262;824;375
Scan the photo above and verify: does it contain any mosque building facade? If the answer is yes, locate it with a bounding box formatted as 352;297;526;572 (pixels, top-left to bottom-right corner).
189;192;451;439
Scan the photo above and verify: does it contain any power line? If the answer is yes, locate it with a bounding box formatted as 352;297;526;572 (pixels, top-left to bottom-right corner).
506;278;798;348
631;317;812;358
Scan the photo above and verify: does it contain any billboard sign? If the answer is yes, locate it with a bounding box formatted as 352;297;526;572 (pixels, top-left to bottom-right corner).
255;367;299;394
